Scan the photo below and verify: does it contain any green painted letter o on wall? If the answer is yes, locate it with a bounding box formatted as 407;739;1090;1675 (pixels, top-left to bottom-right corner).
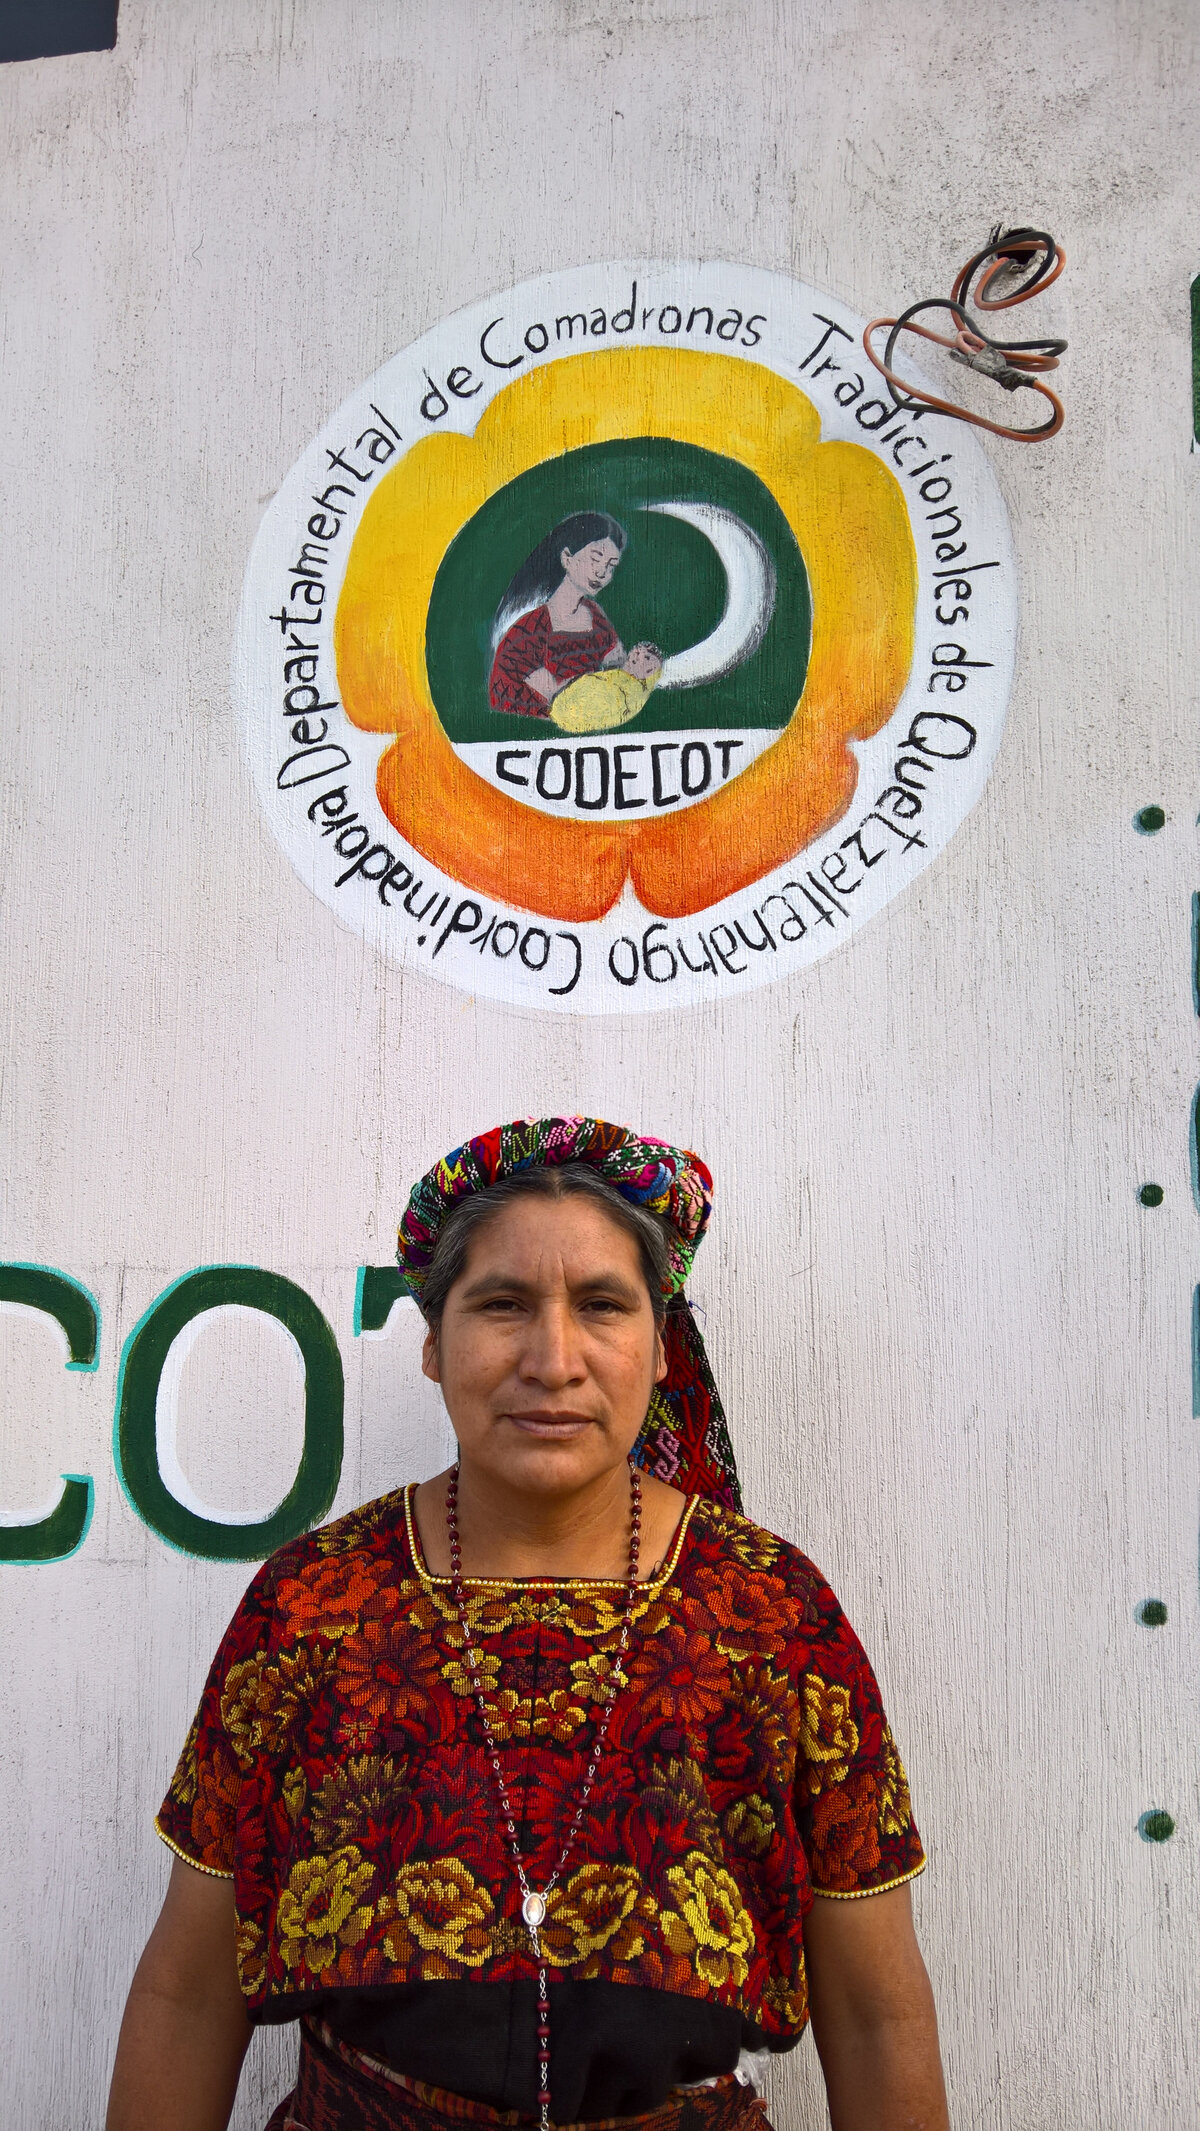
115;1268;344;1562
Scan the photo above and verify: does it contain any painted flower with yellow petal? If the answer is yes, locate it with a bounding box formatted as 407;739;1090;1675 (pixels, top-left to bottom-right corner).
336;348;915;922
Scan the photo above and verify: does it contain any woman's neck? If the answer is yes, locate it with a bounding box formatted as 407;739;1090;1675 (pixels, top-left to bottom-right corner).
545;581;592;632
413;1464;686;1580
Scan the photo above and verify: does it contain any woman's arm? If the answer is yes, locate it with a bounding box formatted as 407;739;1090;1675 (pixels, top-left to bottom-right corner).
106;1857;253;2131
803;1885;949;2131
524;665;560;702
489;612;557;712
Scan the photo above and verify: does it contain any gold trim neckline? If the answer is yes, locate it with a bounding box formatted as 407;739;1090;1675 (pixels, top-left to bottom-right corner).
403;1481;698;1595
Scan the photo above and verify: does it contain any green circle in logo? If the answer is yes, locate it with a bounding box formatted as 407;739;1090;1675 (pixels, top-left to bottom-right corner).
426;436;811;747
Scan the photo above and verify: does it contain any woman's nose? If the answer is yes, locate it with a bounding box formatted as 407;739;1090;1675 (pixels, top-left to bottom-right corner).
518;1303;585;1383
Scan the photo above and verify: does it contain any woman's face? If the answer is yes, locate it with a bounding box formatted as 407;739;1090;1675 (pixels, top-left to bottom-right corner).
560;537;622;597
422;1195;666;1500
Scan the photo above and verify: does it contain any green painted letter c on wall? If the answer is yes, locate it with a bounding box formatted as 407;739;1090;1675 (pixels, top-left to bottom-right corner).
0;1264;98;1565
115;1267;344;1563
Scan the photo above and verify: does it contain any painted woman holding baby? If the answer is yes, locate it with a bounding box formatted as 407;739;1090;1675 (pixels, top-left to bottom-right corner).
488;513;662;725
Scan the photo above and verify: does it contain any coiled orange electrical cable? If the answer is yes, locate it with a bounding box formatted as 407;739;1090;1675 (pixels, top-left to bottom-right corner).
863;226;1066;441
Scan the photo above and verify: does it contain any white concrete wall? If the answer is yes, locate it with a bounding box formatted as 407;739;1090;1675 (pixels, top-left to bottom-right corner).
2;2;1198;2124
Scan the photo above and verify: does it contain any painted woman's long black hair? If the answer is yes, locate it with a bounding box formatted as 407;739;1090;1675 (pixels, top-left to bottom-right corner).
490;512;626;648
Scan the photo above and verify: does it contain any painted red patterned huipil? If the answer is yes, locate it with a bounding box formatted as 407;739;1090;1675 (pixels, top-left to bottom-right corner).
488;602;619;718
157;1491;925;2093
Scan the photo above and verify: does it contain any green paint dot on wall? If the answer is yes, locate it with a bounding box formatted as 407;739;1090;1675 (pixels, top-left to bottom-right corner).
1136;1598;1168;1626
1134;805;1166;833
1138;1810;1176;1843
1138;1183;1164;1206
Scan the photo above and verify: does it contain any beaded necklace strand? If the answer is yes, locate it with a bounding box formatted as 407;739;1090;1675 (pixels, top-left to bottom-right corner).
445;1461;643;2131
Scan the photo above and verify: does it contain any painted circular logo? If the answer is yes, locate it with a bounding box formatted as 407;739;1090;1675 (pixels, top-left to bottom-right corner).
237;262;1015;1013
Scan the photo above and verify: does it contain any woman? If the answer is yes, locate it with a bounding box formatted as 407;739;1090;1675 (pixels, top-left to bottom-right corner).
488;514;662;721
107;1117;948;2131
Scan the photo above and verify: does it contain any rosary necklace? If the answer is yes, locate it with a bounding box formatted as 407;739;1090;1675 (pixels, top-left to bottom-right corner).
445;1460;643;2131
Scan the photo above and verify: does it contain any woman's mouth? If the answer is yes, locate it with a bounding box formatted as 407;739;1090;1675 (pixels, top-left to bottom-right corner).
505;1411;595;1437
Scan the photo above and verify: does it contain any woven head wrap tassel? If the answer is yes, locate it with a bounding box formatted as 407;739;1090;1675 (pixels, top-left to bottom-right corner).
397;1115;740;1510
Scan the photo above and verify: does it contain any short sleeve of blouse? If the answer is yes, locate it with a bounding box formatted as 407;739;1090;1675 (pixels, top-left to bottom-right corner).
793;1571;927;1899
155;1563;277;1878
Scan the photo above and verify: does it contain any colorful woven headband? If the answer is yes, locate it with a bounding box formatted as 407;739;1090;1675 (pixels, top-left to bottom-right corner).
397;1116;740;1510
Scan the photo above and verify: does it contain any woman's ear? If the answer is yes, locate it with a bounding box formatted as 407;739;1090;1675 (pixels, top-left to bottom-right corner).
560;548;573;572
654;1327;668;1384
421;1323;442;1384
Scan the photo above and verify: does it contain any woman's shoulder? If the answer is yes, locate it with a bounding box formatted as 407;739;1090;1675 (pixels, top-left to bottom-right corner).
582;597;617;636
684;1496;838;1615
255;1486;412;1594
497;604;549;647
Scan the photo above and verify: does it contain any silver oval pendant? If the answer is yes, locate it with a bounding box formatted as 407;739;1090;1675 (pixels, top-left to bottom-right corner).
522;1891;547;1929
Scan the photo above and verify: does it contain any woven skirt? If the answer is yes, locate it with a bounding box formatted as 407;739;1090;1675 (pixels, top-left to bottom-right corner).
264;2019;773;2131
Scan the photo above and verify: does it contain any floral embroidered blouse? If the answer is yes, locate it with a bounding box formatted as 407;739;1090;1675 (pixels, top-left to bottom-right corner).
157;1491;925;2119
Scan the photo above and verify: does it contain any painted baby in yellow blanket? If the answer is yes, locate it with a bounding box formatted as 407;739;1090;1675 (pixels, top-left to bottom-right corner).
550;641;664;733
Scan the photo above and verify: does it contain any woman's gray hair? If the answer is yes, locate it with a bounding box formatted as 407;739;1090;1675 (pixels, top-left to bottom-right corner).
418;1164;672;1329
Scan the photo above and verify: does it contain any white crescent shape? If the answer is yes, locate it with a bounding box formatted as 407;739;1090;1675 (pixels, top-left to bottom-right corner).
641;502;776;688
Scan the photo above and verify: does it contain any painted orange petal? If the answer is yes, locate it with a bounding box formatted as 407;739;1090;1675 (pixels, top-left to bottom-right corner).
630;733;858;920
374;731;631;923
335;430;630;923
632;442;916;920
